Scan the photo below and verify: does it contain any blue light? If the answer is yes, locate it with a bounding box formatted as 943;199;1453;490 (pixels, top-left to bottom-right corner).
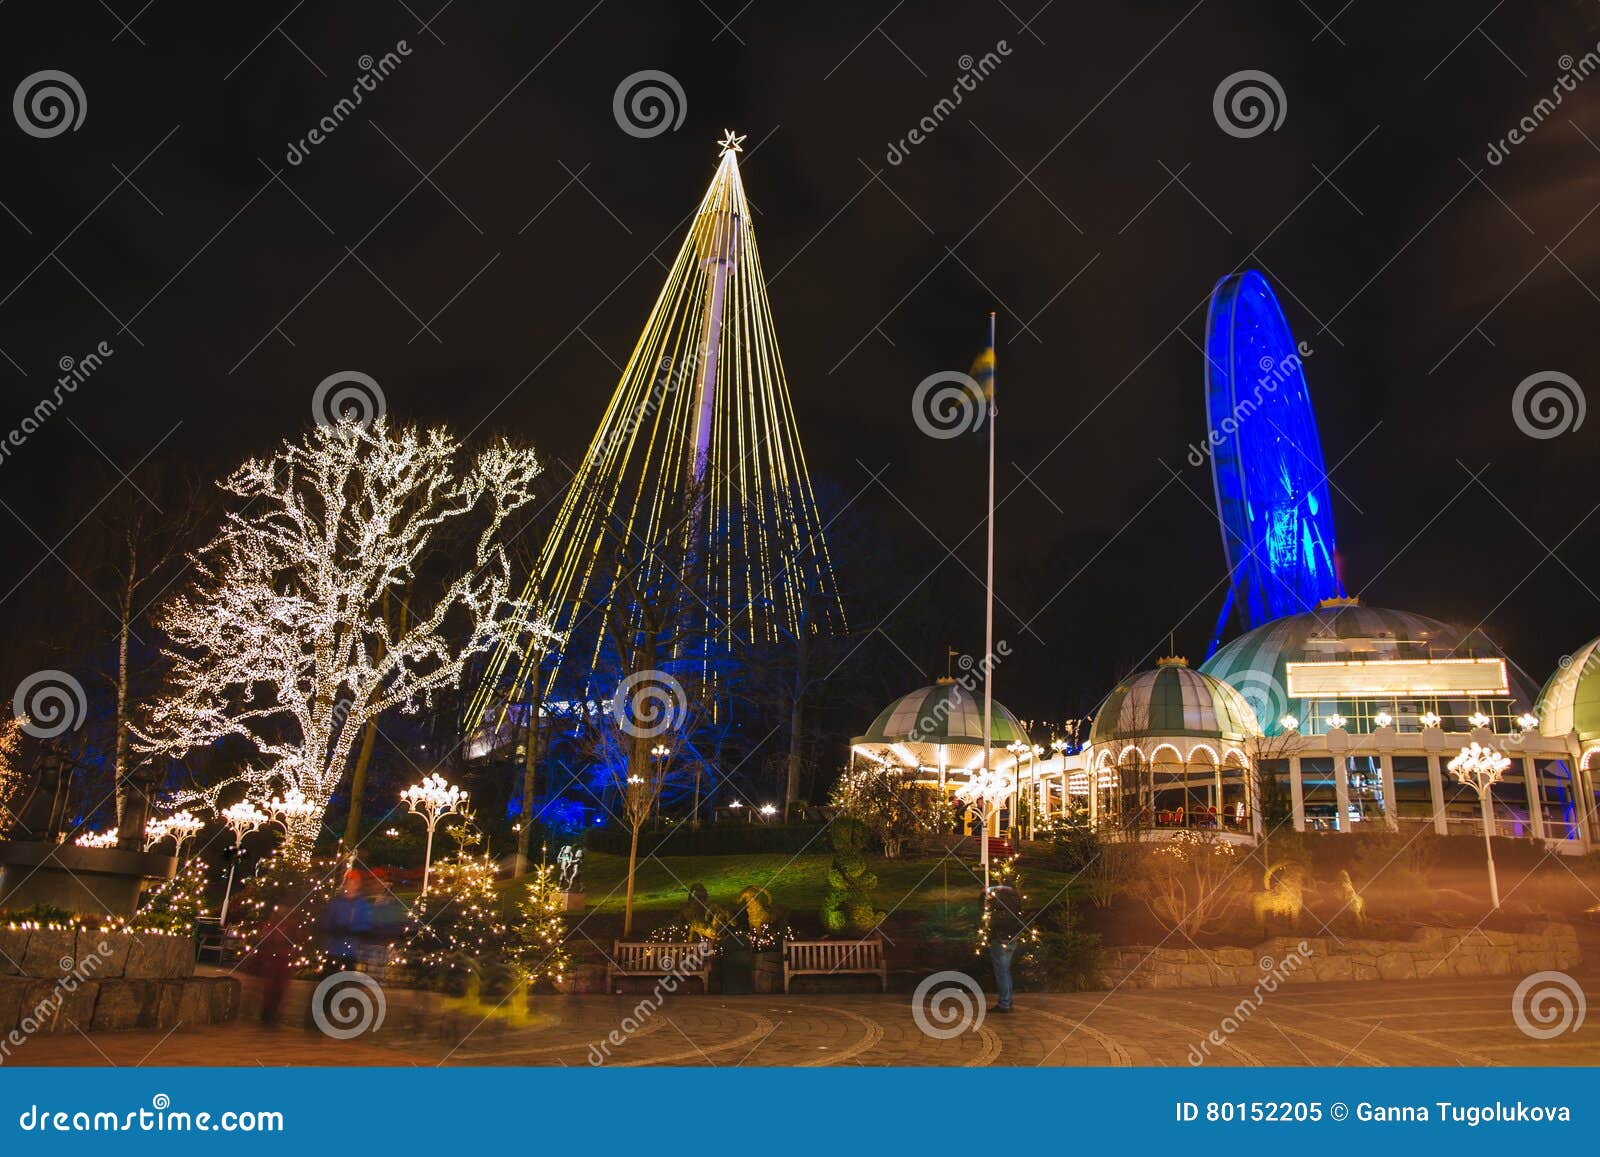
1203;271;1342;637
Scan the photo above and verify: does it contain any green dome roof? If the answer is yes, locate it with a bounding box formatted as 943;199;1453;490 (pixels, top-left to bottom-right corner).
1090;658;1260;745
856;679;1030;748
1200;603;1521;736
1535;635;1600;743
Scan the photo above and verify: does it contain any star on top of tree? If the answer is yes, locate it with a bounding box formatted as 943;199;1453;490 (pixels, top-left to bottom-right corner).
717;129;746;156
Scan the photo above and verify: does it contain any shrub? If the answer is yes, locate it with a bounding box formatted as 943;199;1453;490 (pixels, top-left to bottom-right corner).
1132;831;1243;937
1033;902;1103;991
1082;831;1142;909
819;817;884;934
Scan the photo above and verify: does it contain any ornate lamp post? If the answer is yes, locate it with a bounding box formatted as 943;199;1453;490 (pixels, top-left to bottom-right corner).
956;768;1015;889
155;810;204;861
218;800;270;925
1447;742;1511;909
1005;741;1028;837
401;774;467;897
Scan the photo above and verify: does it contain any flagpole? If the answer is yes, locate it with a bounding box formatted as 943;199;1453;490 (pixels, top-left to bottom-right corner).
981;310;996;891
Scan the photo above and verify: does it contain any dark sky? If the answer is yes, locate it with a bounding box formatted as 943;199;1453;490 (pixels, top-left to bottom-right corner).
2;0;1598;724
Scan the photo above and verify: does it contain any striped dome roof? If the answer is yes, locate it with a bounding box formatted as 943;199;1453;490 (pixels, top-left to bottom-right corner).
856;679;1030;748
1535;635;1600;743
1090;658;1260;745
1200;602;1524;736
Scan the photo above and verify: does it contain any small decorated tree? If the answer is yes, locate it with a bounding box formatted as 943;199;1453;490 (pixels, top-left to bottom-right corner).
508;861;571;989
130;853;214;935
820;817;884;935
0;715;22;836
394;856;514;994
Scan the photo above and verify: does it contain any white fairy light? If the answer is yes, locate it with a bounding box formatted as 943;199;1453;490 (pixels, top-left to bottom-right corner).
1468;710;1492;729
1374;711;1394;728
74;828;119;849
1327;713;1348;730
1280;714;1300;732
1420;711;1442;729
129;419;553;863
1516;711;1539;732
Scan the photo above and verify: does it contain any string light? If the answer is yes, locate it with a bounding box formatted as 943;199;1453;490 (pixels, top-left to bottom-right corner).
468;134;846;730
131;418;551;861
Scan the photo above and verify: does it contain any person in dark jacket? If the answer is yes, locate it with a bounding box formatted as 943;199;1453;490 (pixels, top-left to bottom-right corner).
985;883;1026;1013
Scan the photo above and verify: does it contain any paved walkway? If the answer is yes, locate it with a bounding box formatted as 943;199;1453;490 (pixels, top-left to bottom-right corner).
13;972;1596;1067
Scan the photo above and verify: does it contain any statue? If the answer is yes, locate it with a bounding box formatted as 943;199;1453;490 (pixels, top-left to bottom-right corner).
555;845;583;892
1252;861;1305;929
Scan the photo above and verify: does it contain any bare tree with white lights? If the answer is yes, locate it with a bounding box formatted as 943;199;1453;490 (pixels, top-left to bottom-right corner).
134;418;553;861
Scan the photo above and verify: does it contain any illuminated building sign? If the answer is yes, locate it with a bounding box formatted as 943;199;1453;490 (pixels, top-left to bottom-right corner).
1285;657;1509;698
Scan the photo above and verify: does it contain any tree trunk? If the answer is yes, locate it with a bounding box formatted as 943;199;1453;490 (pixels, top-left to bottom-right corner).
113;536;136;827
341;718;379;855
515;672;543;876
341;589;402;855
624;822;641;935
784;605;809;820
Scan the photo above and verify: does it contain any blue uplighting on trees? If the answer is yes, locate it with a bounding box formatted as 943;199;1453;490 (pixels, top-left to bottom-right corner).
1203;271;1343;648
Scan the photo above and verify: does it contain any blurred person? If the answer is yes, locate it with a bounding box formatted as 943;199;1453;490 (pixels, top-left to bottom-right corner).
985;882;1026;1014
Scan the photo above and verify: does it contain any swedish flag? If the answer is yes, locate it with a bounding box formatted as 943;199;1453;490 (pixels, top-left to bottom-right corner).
969;345;995;399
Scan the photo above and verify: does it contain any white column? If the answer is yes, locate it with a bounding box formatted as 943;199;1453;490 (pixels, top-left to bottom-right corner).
1379;754;1399;832
1333;757;1351;832
1250;764;1265;841
1523;759;1546;842
1289;756;1306;832
1426;754;1447;835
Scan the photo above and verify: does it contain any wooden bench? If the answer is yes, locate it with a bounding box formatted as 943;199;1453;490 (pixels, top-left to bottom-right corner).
606;941;713;993
781;937;888;993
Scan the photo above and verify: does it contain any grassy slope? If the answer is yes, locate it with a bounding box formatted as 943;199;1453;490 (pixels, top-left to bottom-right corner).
572;850;1083;930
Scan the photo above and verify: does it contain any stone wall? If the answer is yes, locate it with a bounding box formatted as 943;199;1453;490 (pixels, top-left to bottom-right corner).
1100;922;1580;989
0;925;239;1036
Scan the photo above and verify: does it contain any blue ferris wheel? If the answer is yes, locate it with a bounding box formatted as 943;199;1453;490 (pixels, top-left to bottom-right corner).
1203;271;1343;652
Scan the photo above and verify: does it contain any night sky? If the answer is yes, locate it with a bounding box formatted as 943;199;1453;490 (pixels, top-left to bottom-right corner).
2;0;1598;728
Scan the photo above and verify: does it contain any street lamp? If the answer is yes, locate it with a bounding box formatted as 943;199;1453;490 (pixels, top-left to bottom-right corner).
401;773;468;897
142;817;170;851
956;768;1015;889
1006;741;1028;838
154;810;204;861
218;801;269;925
1447;742;1512;909
1051;737;1068;822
